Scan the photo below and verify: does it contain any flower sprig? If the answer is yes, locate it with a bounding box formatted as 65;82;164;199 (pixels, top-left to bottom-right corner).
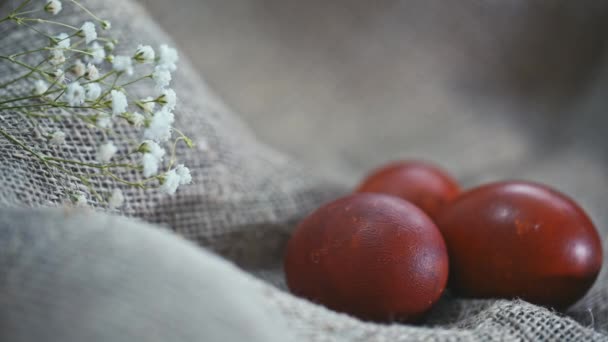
0;0;194;208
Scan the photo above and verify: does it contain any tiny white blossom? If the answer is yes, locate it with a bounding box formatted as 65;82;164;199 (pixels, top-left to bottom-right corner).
108;188;125;209
111;90;128;115
131;112;145;127
158;44;178;71
152;66;171;90
144;107;174;142
71;60;85;77
97;115;112;128
134;45;155;63
84;83;102;100
73;192;87;206
104;41;115;52
49;131;66;146
157;88;176;111
160;169;180;195
112;55;133;75
175;164;192;185
52;69;64;84
147;140;166;159
140;97;156;113
33;80;48;95
85;63;99;80
44;0;62;15
101;20;111;30
49;49;65;65
54;33;70;49
80;22;97;44
89;42;106;64
97;141;117;163
64;82;85;106
141;140;165;177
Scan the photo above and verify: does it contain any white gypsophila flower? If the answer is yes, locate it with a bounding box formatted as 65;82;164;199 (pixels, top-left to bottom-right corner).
152;66;171;90
97;141;117;163
49;131;66;146
157;88;176;111
85;63;99;80
175;164;192;185
64;82;85;106
140;97;155;113
50;49;65;65
141;154;160;177
34;80;48;95
90;42;106;64
160;169;180;195
131;112;145;127
141;140;165;177
144;107;174;142
158;44;178;71
52;69;65;84
111;90;128;115
108;188;124;209
71;60;85;77
84;83;102;100
134;45;155;64
146;140;166;159
73;192;87;206
44;0;62;15
80;22;97;44
112;55;133;75
101;20;111;30
54;33;70;49
104;41;115;52
97;115;112;128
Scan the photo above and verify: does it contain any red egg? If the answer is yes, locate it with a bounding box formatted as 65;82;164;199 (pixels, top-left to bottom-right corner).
356;161;460;219
284;193;449;322
436;181;603;308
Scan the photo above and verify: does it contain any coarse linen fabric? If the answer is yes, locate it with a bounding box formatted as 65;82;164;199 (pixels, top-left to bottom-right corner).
0;0;607;341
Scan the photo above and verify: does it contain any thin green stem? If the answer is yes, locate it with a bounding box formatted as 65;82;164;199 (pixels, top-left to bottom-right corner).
0;103;106;111
46;161;104;202
65;47;93;56
104;171;145;188
0;93;43;105
13;9;41;16
11;0;32;16
10;47;49;58
20;21;56;40
21;18;79;30
0;58;48;89
46;156;142;171
0;127;48;163
69;0;104;22
94;73;121;106
120;74;152;88
24;111;63;120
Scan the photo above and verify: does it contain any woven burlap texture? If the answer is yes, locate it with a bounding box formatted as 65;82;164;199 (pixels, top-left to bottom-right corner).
0;0;606;340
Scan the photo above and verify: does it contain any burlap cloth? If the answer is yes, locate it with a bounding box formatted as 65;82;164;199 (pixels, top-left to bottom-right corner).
0;0;606;340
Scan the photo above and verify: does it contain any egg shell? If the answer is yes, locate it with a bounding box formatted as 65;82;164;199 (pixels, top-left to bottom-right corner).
436;181;603;308
284;193;449;322
356;161;460;219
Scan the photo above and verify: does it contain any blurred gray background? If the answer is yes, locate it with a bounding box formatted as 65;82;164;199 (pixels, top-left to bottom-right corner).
141;0;608;187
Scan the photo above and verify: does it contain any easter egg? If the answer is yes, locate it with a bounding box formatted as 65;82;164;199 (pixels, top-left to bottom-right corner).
436;181;602;308
357;161;460;219
284;193;449;321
